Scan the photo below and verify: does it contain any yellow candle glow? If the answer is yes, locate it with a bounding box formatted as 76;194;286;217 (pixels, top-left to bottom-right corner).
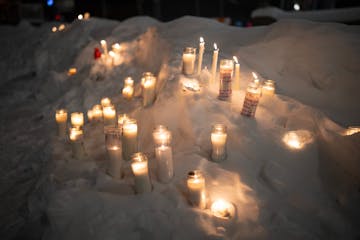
262;80;275;96
69;127;86;159
282;130;313;150
58;24;65;31
122;119;138;161
68;68;77;76
108;51;115;66
122;86;134;100
69;127;83;142
92;104;103;121
211;124;227;162
87;109;93;122
103;105;116;126
233;56;240;90
51;26;57;32
117;114;129;129
210;199;235;219
152;125;171;146
142;75;156;107
187;170;206;209
101;97;111;108
112;43;121;53
345;127;360;136
77;14;83;20
182;47;196;76
71;112;84;128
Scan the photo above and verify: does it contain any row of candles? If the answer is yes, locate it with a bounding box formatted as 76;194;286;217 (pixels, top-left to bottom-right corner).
182;37;276;117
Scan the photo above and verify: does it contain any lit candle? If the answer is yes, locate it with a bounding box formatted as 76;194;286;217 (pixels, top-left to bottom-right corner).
100;40;108;56
182;47;196;76
103;104;116;127
197;37;205;74
112;43;121;53
210;199;235;219
84;12;90;20
68;68;77;76
87;109;93;122
105;127;123;179
233;56;240;90
122;119;138;161
131;152;152;194
101;97;111;108
187;170;206;209
211;43;219;84
55;109;67;138
122;77;134;100
51;26;57;32
77;14;83;20
92;104;103;121
58;24;65;31
218;59;233;101
153;125;173;183
108;51;115;66
262;80;275;96
345;126;360;136
211;124;227;162
71;112;84;129
252;72;260;87
117;113;129;129
241;82;261;117
142;75;156;107
69;127;86;159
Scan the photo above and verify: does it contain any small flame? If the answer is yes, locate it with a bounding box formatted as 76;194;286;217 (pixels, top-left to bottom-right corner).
51;26;57;32
252;72;258;79
214;43;218;50
113;43;121;50
100;40;106;45
109;51;115;57
77;14;83;20
233;56;238;64
58;24;65;31
200;37;204;43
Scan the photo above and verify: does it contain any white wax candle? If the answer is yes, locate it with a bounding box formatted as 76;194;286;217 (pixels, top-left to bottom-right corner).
55;109;67;138
71;112;84;128
182;47;196;76
142;76;156;107
155;145;173;183
233;56;240;90
211;43;219;84
131;153;152;194
122;119;138;161
107;146;123;179
103;105;116;127
152;125;171;146
211;124;227;162
197;37;205;74
187;170;206;209
69;127;86;159
87;109;93;122
100;40;108;56
122;85;134;100
84;12;90;20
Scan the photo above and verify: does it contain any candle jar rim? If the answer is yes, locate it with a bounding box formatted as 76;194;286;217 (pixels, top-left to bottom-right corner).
220;59;234;67
187;170;203;179
92;104;102;110
264;79;275;86
56;109;67;114
212;124;227;133
183;47;196;54
131;152;148;162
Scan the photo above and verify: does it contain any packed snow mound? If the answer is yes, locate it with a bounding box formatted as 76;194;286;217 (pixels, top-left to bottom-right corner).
0;16;359;240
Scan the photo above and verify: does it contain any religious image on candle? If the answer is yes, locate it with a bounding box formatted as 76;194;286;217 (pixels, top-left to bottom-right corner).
153;125;173;183
105;126;123;179
187;170;207;209
131;152;152;194
182;47;196;76
241;82;261;117
211;124;227;162
218;59;233;101
55;109;67;139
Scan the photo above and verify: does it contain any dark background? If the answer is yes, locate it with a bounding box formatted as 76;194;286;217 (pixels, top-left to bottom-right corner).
1;0;360;25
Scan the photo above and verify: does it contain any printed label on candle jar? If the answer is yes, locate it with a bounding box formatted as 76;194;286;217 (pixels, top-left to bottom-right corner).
219;72;232;100
241;92;260;117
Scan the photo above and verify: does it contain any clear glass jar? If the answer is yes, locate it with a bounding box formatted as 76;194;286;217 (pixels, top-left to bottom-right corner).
187;170;206;209
182;47;196;76
131;152;152;193
211;124;227;162
218;59;233;101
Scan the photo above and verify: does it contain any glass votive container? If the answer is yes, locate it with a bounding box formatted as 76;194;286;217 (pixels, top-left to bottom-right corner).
182;47;196;76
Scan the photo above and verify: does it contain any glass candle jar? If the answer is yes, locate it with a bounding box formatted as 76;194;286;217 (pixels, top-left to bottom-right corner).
142;75;156;107
241;82;261;117
182;47;196;76
211;124;227;162
262;80;275;96
69;127;86;159
131;152;152;194
153;125;173;183
55;109;68;138
103;104;116;127
122;118;138;161
105;126;123;179
187;170;206;209
218;59;233;101
152;125;172;146
71;112;84;129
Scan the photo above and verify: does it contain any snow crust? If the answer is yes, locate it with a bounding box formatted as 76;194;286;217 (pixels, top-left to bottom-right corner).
0;16;359;239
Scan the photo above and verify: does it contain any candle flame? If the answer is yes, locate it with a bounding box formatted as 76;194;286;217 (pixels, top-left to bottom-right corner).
77;14;83;20
58;24;65;31
109;51;115;57
100;40;106;45
252;72;258;79
233;56;238;64
214;43;218;50
51;26;57;32
200;37;204;43
113;43;121;50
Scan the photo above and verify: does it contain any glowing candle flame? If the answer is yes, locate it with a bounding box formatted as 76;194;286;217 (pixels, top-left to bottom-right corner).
214;43;218;50
283;130;313;150
233;56;238;64
109;51;115;58
200;37;204;43
58;24;65;31
100;40;106;46
51;26;57;32
210;199;235;219
77;14;83;20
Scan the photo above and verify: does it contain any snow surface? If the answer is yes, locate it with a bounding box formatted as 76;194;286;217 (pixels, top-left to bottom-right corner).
0;16;360;239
